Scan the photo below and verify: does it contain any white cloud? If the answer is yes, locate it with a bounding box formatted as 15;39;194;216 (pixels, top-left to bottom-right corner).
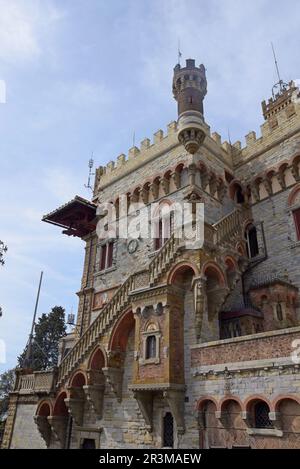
0;0;64;64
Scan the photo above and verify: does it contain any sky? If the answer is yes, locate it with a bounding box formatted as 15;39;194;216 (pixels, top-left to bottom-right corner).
0;0;300;372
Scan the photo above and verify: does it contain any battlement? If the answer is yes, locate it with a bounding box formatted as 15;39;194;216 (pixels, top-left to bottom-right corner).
94;120;237;192
233;84;300;165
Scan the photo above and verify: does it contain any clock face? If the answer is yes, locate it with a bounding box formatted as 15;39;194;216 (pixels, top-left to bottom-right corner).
127;239;138;254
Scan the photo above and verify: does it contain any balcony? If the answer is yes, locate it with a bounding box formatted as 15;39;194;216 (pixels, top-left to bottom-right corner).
16;369;57;395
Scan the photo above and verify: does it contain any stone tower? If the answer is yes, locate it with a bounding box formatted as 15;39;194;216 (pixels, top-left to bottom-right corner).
173;58;207;154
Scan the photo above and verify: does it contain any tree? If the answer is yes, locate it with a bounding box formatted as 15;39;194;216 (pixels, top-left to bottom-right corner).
18;306;67;371
0;369;15;418
0;241;7;318
0;241;7;267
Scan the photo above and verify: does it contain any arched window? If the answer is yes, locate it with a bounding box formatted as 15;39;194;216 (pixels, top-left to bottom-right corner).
245;224;259;258
276;302;283;321
142;321;160;363
163;412;174;447
235;186;245;204
154;206;174;251
288;186;300;241
146;335;156;359
254;402;272;428
293;208;300;241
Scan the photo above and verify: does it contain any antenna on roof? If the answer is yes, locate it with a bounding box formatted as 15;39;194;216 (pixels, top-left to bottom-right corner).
133;130;135;148
271;42;288;98
84;153;95;191
178;39;182;65
227;128;232;146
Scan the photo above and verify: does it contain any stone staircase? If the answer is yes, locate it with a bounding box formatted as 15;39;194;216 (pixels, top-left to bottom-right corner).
213;207;251;246
57;207;250;388
149;233;183;286
57;272;146;387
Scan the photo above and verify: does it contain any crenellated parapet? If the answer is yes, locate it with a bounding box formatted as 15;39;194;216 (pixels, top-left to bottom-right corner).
233;82;300;166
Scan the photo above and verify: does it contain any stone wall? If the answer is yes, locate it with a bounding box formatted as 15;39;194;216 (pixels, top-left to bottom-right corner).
10;400;46;449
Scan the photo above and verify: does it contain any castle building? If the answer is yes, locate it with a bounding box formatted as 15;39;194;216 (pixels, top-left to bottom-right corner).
2;58;300;449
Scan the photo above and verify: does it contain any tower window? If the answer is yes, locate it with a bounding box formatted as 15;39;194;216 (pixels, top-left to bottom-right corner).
276;302;283;321
163;412;174;448
99;241;114;271
245;225;259;258
154;211;174;251
293;207;300;241
254;402;273;428
235;186;245;204
146;335;156;359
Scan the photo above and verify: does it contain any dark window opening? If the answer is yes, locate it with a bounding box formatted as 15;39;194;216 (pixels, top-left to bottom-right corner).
245;225;259;258
254;402;273;428
99;241;114;271
154;213;174;251
146;335;156;359
235;186;245;204
107;242;113;268
225;171;234;184
276;303;283;321
163;412;174;447
293;208;300;241
81;438;96;449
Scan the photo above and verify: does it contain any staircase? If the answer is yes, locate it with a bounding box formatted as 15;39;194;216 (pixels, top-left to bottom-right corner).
57;207;250;388
57;272;144;387
213;207;251;246
149;233;183;286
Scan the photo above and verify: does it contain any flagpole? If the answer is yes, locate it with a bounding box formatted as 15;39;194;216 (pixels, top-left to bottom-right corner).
24;271;43;368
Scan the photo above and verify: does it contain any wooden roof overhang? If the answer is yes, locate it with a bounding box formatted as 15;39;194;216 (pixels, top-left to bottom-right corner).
42;196;97;238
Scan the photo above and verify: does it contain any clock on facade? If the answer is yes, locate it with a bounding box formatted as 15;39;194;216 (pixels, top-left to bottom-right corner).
127;239;139;254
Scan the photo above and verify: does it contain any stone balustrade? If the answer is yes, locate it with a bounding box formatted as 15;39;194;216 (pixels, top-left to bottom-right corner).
17;370;56;395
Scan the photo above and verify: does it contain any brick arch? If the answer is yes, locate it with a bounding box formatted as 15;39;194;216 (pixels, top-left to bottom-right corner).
151;198;173;217
219;395;243;412
53;391;68;416
174;162;186;173
196;396;218;411
265;168;277;179
108;308;135;353
202;261;226;287
36;400;53;417
291;153;300;167
277;161;289;173
288;183;300;206
88;345;107;370
229;179;244;200
69;370;87;388
167;260;199;285
163;169;172;179
224;255;238;271
273;394;300;412
236;241;246;256
244;394;273;412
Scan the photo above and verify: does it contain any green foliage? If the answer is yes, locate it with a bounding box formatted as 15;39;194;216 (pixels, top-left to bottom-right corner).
18;306;67;371
0;369;15;418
